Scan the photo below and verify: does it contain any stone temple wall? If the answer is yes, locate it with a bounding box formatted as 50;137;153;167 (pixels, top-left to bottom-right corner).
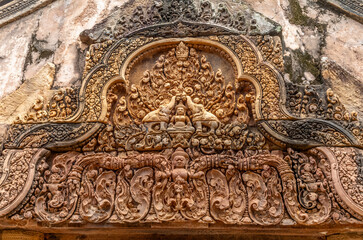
0;0;128;124
0;0;362;239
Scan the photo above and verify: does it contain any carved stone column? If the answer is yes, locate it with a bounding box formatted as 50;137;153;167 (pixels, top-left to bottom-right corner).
1;230;44;240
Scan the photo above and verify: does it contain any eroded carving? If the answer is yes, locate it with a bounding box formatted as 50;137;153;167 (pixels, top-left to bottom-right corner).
15;88;78;124
79;0;279;44
0;1;362;230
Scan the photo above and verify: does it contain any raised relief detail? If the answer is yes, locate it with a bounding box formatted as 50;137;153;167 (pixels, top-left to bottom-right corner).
10;148;338;225
0;0;362;231
89;41;263;153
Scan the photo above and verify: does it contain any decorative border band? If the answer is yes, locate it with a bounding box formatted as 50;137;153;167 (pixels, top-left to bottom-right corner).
0;0;55;28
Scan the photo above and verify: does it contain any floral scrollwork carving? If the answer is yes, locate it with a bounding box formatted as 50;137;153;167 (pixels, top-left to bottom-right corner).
282;149;332;225
1;17;362;231
0;148;50;218
324;147;363;219
79;168;116;223
4;147;359;225
242;166;284;225
114;167;154;222
127;42;235;125
235;151;331;225
286;84;358;122
207;168;247;224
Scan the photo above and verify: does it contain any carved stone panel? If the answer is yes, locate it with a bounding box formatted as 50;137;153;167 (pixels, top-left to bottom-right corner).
0;0;362;232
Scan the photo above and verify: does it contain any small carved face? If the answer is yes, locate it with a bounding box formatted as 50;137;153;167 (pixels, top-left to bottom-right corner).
174;181;184;193
308;192;318;201
176;106;185;115
173;156;187;168
303;163;312;172
230;126;241;135
154;135;161;142
137;110;146;119
144;176;154;189
215;138;222;145
162;137;169;145
224;139;232;146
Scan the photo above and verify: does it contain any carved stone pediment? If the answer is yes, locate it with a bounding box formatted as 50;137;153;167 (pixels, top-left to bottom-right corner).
0;0;362;232
79;0;280;44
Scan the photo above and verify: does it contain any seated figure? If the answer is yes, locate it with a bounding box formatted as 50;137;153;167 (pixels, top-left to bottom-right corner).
168;102;194;132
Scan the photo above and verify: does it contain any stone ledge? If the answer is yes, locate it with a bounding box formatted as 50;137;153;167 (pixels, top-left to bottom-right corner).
324;0;363;24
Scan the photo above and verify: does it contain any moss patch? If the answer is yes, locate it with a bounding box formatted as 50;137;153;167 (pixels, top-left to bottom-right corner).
283;0;328;84
284;49;323;84
39;49;54;60
288;0;312;26
295;50;319;78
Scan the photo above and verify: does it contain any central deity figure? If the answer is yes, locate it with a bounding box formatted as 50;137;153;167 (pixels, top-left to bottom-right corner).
168;96;194;131
128;41;234;149
142;92;220;148
170;102;190;128
154;147;205;213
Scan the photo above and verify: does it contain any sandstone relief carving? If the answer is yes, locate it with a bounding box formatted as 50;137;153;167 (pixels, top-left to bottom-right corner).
3;146;359;225
0;0;362;231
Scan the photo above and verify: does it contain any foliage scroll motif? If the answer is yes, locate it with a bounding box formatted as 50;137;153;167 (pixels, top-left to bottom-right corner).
79;169;116;223
207;169;247;224
0;1;362;230
15;88;78;124
286;84;358;122
242;168;284;225
210;150;332;225
322;147;363;220
18;146;362;226
4;148;346;225
114;167;154;222
75;40;266;154
0;149;50;217
127;42;235;124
